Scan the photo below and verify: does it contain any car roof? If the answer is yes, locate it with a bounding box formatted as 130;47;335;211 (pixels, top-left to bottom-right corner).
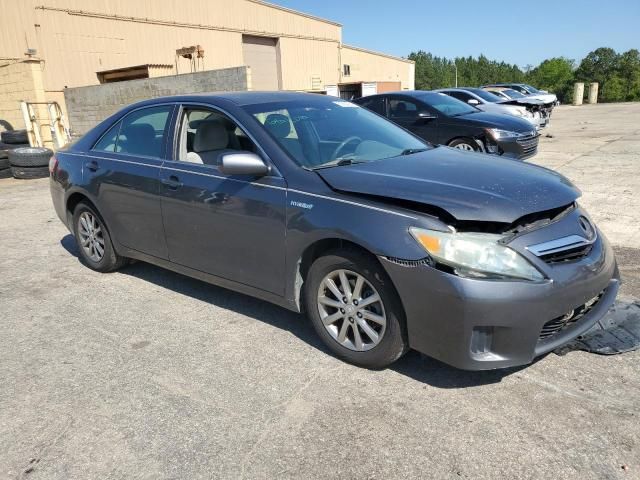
121;91;330;109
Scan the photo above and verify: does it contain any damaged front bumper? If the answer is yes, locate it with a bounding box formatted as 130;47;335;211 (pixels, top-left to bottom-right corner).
379;211;619;370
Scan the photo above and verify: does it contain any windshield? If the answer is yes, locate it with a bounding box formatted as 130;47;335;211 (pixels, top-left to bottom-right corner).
523;84;541;94
464;88;503;103
244;98;428;169
503;89;525;98
416;92;477;117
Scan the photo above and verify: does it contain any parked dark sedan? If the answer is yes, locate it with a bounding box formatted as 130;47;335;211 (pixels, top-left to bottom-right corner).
50;92;619;370
354;90;539;160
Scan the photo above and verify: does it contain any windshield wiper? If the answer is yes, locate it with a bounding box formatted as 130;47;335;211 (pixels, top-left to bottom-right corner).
400;148;429;156
311;158;364;170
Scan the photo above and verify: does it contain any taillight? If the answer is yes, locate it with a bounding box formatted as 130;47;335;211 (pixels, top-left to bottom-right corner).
49;154;58;175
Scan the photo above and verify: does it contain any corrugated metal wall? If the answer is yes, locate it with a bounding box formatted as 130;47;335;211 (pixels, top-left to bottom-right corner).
0;0;413;95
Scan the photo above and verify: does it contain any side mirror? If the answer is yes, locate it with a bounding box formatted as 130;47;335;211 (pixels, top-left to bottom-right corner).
219;152;269;176
467;99;480;106
417;111;437;120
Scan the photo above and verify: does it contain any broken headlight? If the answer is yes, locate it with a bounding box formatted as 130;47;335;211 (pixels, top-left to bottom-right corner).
409;227;545;281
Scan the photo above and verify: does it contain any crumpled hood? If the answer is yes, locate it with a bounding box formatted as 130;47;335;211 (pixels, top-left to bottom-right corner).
317;147;580;224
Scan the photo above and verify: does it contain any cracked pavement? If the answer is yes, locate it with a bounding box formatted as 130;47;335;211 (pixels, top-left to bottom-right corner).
1;102;639;479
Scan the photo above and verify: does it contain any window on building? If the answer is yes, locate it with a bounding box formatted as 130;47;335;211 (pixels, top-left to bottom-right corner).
343;64;351;76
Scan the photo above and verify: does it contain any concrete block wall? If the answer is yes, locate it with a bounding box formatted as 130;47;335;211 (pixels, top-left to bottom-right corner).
64;66;250;136
0;59;47;133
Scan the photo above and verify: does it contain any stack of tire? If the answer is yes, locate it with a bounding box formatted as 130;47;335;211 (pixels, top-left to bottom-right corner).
0;129;53;180
0;128;30;179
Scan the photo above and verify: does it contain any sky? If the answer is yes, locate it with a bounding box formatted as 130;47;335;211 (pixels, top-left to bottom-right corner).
270;0;639;68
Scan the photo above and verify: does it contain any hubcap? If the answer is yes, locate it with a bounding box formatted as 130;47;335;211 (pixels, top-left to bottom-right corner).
317;269;387;351
454;143;475;151
78;211;105;262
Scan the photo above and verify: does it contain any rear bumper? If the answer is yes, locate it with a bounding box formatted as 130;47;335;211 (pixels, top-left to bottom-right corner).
380;233;619;370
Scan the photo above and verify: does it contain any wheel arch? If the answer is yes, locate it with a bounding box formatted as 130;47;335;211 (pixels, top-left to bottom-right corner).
447;135;486;152
65;191;116;244
293;237;401;315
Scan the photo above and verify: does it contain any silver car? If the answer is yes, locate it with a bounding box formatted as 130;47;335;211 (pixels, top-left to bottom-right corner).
435;87;543;129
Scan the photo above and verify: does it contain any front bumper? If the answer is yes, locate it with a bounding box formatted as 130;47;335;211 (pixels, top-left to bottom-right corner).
380;222;619;370
496;133;539;160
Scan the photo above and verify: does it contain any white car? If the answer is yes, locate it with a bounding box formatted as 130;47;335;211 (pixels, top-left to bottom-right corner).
482;83;558;105
434;88;543;129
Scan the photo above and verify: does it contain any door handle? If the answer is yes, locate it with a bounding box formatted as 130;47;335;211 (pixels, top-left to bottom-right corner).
161;175;183;190
85;160;99;172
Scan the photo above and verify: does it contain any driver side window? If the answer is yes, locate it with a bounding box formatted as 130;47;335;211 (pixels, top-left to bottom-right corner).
389;99;418;119
177;107;257;168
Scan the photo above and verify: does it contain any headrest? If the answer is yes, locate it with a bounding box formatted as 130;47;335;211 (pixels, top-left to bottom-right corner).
122;123;155;140
264;114;291;139
193;121;229;153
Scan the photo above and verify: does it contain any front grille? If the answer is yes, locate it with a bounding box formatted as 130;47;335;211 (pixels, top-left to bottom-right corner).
538;291;604;341
540;244;593;264
517;133;539;156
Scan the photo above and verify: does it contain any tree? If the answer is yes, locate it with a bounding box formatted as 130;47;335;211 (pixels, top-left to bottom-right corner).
575;47;621;99
618;49;640;100
526;57;575;103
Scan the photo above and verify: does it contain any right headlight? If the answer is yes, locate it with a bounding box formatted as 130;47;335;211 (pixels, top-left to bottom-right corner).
409;227;545;281
485;128;524;141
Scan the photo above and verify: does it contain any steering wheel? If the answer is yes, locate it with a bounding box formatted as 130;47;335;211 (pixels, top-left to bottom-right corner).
331;136;362;160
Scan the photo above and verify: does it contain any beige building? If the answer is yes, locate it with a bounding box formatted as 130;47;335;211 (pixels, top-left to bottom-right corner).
0;0;414;138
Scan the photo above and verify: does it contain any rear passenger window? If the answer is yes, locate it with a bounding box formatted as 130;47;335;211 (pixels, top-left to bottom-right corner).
358;97;386;116
115;106;172;158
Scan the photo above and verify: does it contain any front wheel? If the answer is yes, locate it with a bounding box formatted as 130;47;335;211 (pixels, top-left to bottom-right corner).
304;250;408;368
448;138;479;152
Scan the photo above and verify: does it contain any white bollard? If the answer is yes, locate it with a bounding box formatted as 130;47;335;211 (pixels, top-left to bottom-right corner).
573;83;584;105
588;82;599;104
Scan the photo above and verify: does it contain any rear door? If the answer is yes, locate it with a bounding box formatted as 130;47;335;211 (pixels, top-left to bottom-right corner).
86;104;174;259
159;104;287;295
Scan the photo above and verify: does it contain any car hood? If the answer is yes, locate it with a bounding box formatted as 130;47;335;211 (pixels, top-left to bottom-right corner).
498;98;545;107
316;147;580;224
445;111;536;132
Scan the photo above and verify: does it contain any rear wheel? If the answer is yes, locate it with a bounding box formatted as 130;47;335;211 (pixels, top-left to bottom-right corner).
304;250;408;368
72;202;126;272
448;137;479;152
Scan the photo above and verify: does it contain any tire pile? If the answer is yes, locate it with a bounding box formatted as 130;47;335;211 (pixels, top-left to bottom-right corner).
0;129;53;180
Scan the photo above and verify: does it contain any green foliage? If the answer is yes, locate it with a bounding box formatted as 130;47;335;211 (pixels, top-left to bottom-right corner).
527;58;575;103
408;47;640;103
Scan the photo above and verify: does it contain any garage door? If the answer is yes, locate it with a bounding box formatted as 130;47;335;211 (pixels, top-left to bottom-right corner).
242;35;280;91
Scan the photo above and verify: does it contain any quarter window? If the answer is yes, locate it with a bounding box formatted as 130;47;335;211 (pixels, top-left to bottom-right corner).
93;121;122;152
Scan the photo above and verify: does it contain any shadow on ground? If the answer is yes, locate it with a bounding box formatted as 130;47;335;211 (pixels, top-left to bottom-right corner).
61;234;521;388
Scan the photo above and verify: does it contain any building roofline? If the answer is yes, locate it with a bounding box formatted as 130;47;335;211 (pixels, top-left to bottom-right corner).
247;0;342;27
342;44;414;64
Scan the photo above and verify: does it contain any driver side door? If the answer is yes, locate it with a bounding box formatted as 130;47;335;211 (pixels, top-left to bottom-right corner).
387;96;440;144
159;104;287;295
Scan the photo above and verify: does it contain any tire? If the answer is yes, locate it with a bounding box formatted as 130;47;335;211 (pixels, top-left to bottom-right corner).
72;201;127;273
0;157;9;169
0;167;12;179
448;137;480;152
304;249;408;369
8;147;53;167
1;129;28;144
0;120;14;131
10;165;49;179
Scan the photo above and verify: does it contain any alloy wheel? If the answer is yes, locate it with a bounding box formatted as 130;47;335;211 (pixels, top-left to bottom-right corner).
316;269;387;351
78;211;105;262
453;143;475;151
